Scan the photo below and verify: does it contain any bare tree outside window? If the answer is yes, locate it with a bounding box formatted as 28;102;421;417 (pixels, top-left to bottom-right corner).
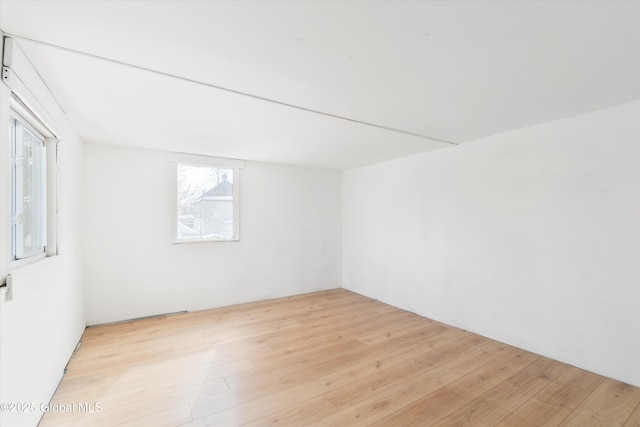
177;164;236;241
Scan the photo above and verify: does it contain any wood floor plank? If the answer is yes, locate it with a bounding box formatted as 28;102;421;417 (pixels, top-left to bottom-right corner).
577;380;640;424
434;357;569;426
325;338;504;411
560;409;623;427
370;388;470;427
313;343;525;426
243;395;337;427
442;349;539;400
187;370;350;422
534;366;605;409
623;401;640;426
494;365;604;427
495;399;574;427
37;289;640;427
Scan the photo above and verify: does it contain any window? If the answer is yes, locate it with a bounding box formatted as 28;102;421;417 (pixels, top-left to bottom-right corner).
176;163;239;242
2;38;60;277
9;112;47;260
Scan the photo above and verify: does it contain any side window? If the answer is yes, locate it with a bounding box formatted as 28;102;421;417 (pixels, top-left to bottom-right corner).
176;163;239;242
9;113;47;260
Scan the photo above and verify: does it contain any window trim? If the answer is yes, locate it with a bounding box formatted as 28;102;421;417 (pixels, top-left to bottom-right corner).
168;152;244;245
7;98;59;269
174;162;240;243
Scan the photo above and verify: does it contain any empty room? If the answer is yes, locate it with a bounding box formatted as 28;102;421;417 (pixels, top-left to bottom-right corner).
0;1;639;426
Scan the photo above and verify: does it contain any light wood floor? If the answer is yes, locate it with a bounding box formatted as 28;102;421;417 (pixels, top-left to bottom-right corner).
40;289;640;426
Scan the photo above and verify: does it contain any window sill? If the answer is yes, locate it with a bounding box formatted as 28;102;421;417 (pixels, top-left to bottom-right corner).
9;252;48;271
5;255;60;302
174;239;240;244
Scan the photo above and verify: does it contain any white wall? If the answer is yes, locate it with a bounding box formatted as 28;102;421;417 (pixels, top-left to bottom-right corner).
0;41;86;427
343;101;640;386
83;144;341;325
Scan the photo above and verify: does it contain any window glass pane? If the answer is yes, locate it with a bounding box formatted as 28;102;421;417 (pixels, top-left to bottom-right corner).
20;127;45;255
9;118;16;259
177;164;235;241
10;115;46;259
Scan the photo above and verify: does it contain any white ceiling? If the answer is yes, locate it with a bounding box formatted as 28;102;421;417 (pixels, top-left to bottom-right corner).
1;0;638;170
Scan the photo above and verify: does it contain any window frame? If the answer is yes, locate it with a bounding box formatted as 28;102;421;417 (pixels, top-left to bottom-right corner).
7;96;58;270
175;162;240;243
